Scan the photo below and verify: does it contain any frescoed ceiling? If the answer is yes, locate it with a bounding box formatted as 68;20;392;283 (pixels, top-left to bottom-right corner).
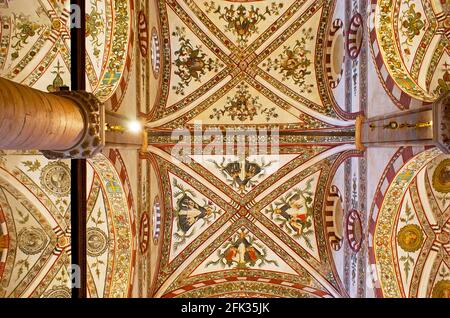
143;0;356;131
0;150;135;298
0;0;134;111
86;152;136;298
371;148;450;298
369;0;449;109
137;0;363;298
0;151;72;298
141;142;359;298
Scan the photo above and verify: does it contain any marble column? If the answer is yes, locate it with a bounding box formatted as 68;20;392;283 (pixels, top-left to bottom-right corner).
0;78;104;158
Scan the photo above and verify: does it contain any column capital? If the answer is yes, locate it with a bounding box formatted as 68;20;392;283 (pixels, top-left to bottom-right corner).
42;91;105;159
433;92;450;154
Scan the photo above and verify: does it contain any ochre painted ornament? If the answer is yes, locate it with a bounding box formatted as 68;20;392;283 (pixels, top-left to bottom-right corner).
39;161;71;197
397;224;423;253
18;227;48;255
86;227;109;257
432;280;450;298
432;159;450;193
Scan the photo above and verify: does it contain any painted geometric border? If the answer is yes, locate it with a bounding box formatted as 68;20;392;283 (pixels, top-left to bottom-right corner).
346;13;363;60
161;276;333;298
104;0;135;112
346;209;363;253
138;10;149;57
367;145;434;297
325;185;344;251
108;149;137;297
0;204;7;281
368;0;432;110
326;19;345;89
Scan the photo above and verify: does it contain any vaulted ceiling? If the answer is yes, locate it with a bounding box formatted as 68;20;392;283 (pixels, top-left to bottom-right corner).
143;0;356;130
369;0;449;110
0;0;447;299
139;0;359;298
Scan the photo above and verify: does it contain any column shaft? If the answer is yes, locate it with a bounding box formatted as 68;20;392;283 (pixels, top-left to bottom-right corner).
0;78;85;150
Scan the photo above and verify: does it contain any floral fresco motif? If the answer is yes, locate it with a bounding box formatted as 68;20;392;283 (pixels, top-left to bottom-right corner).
172;178;221;250
172;26;223;96
262;28;315;93
209;82;278;122
86;0;105;59
206;229;278;269
264;178;315;248
434;63;450;96
204;1;283;48
208;157;274;194
10;13;44;60
400;2;425;55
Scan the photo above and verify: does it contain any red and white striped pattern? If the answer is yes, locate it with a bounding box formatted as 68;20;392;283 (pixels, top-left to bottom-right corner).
368;0;432;110
162;276;333;298
47;7;71;44
431;219;450;254
367;145;433;297
151;28;161;77
326;19;345;89
139;212;150;254
138;10;149;57
346;209;362;252
0;205;8;280
346;13;363;60
325;185;344;251
53;225;71;256
152;197;161;244
435;12;450;37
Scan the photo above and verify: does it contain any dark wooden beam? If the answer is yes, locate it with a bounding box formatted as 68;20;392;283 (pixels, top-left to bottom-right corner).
70;0;87;299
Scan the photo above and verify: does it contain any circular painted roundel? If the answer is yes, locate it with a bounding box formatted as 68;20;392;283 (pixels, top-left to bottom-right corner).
432;158;450;193
86;227;109;257
346;209;363;252
152;196;161;245
346;13;363;60
18;227;48;255
40;161;71;197
151;28;161;78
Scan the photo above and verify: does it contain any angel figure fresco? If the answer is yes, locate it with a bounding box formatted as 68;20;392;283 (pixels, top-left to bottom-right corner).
209;157;275;194
206;229;278;269
172;179;221;250
265;178;315;248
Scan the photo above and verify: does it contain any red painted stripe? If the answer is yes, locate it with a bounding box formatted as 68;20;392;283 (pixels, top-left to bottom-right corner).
401;147;413;163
